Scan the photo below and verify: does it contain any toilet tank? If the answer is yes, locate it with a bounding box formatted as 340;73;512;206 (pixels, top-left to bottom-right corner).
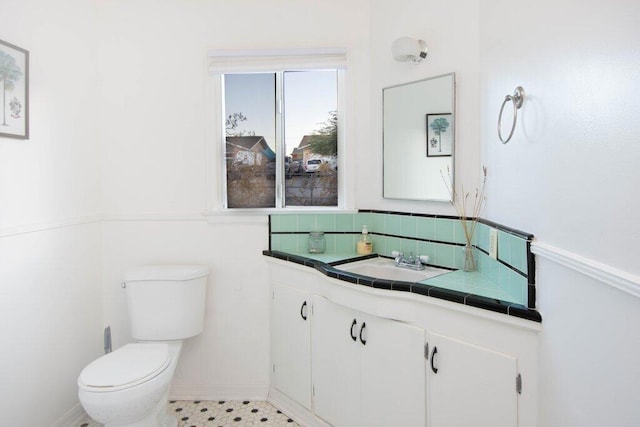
123;265;209;341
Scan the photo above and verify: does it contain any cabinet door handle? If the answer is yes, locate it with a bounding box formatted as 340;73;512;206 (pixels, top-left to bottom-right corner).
359;322;367;345
430;346;438;374
300;301;307;320
350;319;358;341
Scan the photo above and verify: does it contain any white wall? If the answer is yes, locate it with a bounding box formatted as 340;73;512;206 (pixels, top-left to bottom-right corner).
0;0;103;425
102;220;272;398
479;0;640;275
5;0;639;424
97;0;370;216
364;0;481;214
0;224;102;425
535;258;640;425
97;0;370;399
0;0;101;226
478;1;640;424
371;0;640;425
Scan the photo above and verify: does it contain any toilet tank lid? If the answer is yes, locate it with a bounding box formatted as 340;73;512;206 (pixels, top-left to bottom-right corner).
123;264;209;282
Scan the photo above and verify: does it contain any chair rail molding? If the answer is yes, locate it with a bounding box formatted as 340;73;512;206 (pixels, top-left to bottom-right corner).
0;215;101;238
531;241;640;298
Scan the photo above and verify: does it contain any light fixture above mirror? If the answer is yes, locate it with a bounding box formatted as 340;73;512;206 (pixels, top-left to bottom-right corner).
391;37;428;63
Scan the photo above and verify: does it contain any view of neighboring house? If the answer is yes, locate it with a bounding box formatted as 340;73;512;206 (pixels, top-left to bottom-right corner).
226;136;275;167
291;135;314;164
226;135;336;173
291;135;337;168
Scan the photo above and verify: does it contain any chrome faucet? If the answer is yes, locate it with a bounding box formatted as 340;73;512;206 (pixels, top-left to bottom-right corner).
392;251;430;271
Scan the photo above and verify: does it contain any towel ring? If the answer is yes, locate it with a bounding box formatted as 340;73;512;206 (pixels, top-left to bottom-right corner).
497;86;525;144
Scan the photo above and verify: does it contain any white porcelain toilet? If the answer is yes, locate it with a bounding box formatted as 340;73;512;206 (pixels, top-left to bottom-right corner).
78;264;209;427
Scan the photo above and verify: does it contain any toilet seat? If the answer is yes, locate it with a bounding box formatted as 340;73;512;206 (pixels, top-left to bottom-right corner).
78;343;170;393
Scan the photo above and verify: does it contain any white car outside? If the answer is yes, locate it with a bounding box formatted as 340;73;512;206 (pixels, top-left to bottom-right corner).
304;157;337;173
304;158;322;173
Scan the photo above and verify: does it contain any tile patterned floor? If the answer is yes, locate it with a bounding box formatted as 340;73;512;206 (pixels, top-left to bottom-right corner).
79;400;301;426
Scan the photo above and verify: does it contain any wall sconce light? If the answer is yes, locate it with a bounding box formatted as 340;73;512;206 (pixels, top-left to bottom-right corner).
391;37;428;63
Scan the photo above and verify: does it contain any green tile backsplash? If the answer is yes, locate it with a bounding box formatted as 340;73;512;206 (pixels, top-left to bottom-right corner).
401;215;417;237
476;222;490;252
433;218;453;243
416;216;436;240
269;210;535;307
385;214;402;236
335;214;354;232
297;215;315;232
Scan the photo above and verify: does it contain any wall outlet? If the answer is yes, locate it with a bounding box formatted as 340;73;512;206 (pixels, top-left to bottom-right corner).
489;228;498;260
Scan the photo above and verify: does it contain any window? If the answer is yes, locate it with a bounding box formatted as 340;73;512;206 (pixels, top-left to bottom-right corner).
208;48;345;211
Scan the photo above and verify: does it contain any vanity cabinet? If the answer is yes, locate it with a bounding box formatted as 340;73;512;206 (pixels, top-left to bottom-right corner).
267;258;539;427
312;296;426;427
427;332;518;427
271;282;312;410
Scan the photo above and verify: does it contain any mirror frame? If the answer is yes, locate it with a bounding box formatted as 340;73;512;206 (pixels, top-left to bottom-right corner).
382;72;456;202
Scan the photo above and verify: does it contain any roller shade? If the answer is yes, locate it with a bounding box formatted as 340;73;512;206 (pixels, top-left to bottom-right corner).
208;47;347;74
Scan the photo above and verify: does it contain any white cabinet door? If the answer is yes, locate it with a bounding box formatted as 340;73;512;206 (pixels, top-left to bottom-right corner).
272;283;312;409
360;314;426;427
311;296;362;427
427;332;518;427
313;296;427;427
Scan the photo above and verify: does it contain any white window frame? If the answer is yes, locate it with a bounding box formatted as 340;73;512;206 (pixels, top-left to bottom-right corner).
204;48;349;216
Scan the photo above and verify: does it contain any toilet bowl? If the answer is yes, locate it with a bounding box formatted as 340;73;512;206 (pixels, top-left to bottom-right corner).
78;341;182;427
77;264;209;427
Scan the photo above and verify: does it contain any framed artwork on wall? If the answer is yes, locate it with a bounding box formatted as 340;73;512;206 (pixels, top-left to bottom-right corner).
426;113;452;157
0;39;29;139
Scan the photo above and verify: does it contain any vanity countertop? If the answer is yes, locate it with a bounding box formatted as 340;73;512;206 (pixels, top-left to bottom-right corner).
263;250;542;322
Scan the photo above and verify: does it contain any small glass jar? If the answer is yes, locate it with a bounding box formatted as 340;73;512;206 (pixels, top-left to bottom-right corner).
308;232;326;254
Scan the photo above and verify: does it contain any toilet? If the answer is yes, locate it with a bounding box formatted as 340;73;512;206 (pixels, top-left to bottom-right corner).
78;264;209;427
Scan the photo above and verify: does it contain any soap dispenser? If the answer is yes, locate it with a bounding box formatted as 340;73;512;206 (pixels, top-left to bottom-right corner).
356;225;373;255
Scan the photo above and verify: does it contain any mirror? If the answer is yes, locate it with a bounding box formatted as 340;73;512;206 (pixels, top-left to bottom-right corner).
383;73;455;201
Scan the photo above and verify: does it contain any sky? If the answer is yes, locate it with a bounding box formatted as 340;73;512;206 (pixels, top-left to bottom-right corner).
224;70;337;155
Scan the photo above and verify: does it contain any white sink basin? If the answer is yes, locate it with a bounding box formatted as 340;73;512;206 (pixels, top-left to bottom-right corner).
335;257;448;282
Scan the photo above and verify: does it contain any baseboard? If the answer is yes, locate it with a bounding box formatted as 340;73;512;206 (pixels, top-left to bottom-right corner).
52;402;87;427
169;384;269;401
267;387;331;427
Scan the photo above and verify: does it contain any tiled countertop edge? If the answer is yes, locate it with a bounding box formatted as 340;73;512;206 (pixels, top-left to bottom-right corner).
263;250;542;323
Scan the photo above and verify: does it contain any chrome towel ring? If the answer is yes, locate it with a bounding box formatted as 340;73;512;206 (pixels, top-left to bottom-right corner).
497;86;525;144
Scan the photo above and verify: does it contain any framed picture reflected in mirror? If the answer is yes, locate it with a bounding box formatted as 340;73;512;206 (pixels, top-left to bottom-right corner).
426;113;452;157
